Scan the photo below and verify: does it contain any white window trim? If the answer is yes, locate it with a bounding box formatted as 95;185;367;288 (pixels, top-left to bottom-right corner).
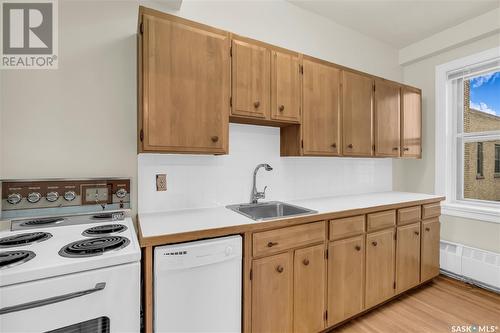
435;47;500;224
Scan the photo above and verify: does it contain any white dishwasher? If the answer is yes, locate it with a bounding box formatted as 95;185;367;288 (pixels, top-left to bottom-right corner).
154;235;242;333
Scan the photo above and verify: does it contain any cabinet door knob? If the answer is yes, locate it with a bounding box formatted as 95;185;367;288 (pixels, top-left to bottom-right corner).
355;245;361;251
393;147;399;151
331;143;337;148
347;144;353;149
267;241;278;247
372;241;378;246
403;147;410;151
279;105;285;112
414;231;420;236
302;258;310;266
254;101;260;108
425;227;430;232
276;265;284;273
211;136;219;143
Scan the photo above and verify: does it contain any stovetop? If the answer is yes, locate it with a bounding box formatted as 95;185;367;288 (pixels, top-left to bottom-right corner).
0;211;140;287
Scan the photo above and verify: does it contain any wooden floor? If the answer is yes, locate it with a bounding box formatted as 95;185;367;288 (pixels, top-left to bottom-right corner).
332;276;500;333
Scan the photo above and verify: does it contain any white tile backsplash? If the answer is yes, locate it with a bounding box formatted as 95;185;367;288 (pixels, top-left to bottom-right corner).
138;124;393;213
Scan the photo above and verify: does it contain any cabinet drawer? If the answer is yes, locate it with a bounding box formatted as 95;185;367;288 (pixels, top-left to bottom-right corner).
253;222;325;257
397;206;421;225
329;215;365;240
367;210;396;232
422;203;441;219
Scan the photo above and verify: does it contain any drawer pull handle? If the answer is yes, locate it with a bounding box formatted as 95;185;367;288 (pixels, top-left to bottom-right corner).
414;231;420;236
347;144;353;149
403;147;410;151
372;241;378;246
393;147;399;151
276;265;284;273
302;258;309;266
211;136;219;143
279;105;285;112
267;241;278;247
355;245;361;251
254;101;260;108
331;143;337;148
425;227;430;232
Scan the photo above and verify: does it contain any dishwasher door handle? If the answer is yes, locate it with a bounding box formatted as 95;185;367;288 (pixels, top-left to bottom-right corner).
0;282;106;315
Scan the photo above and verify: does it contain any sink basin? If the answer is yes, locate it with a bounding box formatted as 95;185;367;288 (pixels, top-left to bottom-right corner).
226;201;317;221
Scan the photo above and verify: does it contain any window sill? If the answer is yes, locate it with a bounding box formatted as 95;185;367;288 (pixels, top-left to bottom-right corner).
442;201;500;224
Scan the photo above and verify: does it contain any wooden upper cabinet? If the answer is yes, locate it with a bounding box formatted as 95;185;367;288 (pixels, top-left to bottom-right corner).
302;58;341;156
375;80;400;157
271;50;301;123
401;87;422;158
342;71;374;156
140;12;229;154
365;228;396;308
231;38;270;119
294;244;326;333
252;252;293;333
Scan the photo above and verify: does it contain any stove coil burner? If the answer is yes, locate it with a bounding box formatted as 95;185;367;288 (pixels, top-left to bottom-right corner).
0;232;52;248
20;217;65;227
82;224;127;237
0;250;36;269
59;236;130;258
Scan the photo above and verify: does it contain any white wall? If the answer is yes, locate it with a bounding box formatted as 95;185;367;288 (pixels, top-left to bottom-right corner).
393;33;500;253
139;124;392;213
1;0;401;216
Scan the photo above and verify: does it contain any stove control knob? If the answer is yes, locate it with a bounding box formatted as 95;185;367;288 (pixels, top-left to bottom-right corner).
7;193;22;205
116;188;127;199
46;191;59;202
27;192;42;203
63;191;76;202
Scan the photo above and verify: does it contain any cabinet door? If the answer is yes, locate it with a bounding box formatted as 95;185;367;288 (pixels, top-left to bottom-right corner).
365;229;395;308
327;235;364;326
421;218;440;282
271;51;301;122
231;39;270;119
342;71;374;156
401;87;422;158
294;244;326;333
252;253;293;333
396;223;421;293
375;80;400;157
141;14;229;154
302;59;341;156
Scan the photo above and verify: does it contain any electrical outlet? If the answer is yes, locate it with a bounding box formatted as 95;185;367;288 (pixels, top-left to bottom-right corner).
156;174;167;191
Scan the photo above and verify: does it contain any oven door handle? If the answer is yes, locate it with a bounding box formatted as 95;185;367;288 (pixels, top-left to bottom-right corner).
0;282;106;315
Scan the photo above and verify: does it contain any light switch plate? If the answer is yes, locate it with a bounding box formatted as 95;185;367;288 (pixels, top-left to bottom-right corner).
156;174;167;191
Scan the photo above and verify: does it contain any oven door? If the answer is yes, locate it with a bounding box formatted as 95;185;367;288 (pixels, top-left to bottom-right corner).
0;262;140;333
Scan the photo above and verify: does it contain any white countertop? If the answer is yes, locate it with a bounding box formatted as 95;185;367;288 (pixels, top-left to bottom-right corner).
138;191;443;239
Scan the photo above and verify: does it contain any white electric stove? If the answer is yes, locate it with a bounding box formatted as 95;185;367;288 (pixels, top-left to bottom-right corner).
0;178;141;333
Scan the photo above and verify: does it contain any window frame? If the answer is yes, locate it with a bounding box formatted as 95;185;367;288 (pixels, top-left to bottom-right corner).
476;142;483;179
435;47;500;223
495;144;500;176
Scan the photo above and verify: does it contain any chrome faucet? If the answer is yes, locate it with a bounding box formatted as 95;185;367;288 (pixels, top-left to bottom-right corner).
251;163;273;204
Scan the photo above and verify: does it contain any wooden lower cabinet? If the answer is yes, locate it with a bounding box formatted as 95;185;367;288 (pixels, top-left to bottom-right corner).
365;228;396;308
421;218;441;282
327;235;364;326
251;252;293;333
294;244;326;333
396;222;421;293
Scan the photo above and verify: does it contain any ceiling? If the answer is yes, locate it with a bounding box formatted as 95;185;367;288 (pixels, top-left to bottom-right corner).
289;0;500;48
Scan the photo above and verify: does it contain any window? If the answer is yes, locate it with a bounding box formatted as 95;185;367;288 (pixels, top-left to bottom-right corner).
495;144;500;175
476;142;483;178
435;48;500;223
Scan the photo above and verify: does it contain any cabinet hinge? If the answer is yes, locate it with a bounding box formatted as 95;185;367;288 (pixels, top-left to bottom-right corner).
230;46;232;57
394;232;397;240
301;140;304;149
393;281;396;289
372;144;375;151
373;84;376;92
139;22;144;34
325;248;328;260
250;269;253;280
139;129;144;142
324;310;328;321
230;96;232;107
299;64;304;74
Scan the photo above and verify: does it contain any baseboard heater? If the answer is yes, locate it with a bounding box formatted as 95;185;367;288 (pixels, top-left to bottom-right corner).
439;240;500;293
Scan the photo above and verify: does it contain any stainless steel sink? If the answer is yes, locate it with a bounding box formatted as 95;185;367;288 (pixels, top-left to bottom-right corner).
226;201;317;221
